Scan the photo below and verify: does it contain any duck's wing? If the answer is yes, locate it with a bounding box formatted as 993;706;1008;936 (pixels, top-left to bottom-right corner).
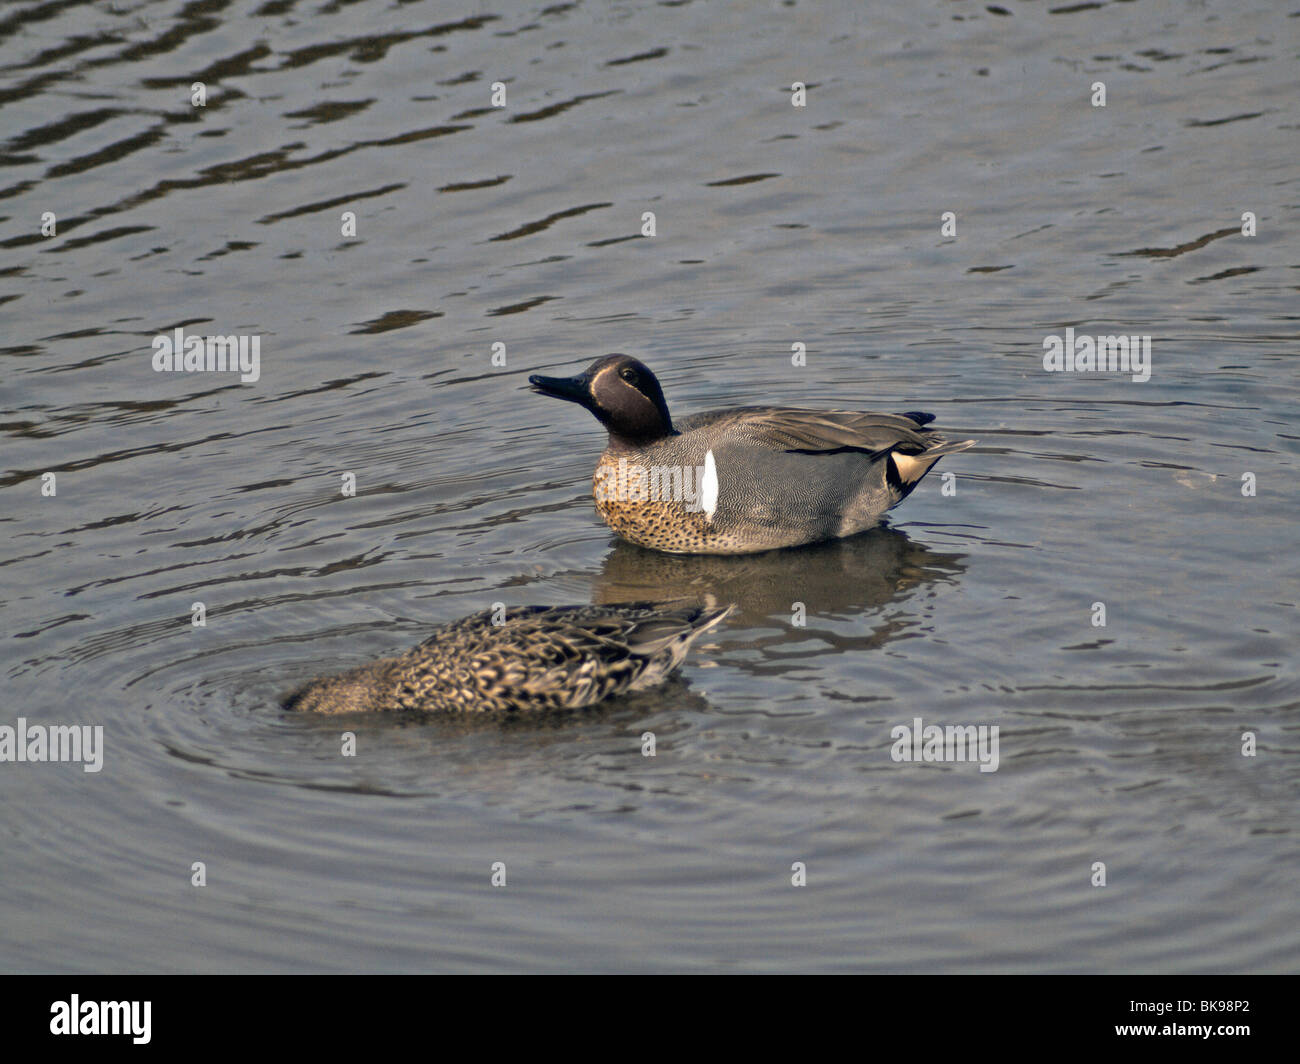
683;406;976;495
497;603;734;708
685;406;942;457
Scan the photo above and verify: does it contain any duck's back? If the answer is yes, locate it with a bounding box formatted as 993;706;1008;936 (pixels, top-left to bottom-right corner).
283;603;731;713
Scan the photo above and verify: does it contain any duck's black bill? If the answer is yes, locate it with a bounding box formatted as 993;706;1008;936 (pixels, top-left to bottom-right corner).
529;372;591;405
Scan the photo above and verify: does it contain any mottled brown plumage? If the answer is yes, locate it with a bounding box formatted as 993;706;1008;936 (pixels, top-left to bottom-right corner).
282;602;733;714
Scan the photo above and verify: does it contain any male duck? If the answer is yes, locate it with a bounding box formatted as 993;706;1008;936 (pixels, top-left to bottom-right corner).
282;602;732;713
529;355;975;554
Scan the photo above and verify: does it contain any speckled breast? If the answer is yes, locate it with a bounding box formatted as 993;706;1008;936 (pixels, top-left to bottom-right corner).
592;451;732;553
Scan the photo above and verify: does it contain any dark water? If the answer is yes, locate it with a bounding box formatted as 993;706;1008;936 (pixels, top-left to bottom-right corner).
1;0;1296;972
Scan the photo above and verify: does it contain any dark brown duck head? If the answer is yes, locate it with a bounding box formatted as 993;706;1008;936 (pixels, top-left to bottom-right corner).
529;355;675;444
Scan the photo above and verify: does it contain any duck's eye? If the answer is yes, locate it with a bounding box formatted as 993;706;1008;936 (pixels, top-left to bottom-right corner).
619;367;638;384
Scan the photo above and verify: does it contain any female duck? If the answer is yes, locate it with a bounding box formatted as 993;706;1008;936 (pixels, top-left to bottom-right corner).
283;602;732;713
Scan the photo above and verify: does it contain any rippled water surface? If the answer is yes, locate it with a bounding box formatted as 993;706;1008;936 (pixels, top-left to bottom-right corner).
1;0;1296;972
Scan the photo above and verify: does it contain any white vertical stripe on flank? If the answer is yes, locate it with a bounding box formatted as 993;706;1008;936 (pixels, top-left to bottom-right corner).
701;449;718;521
